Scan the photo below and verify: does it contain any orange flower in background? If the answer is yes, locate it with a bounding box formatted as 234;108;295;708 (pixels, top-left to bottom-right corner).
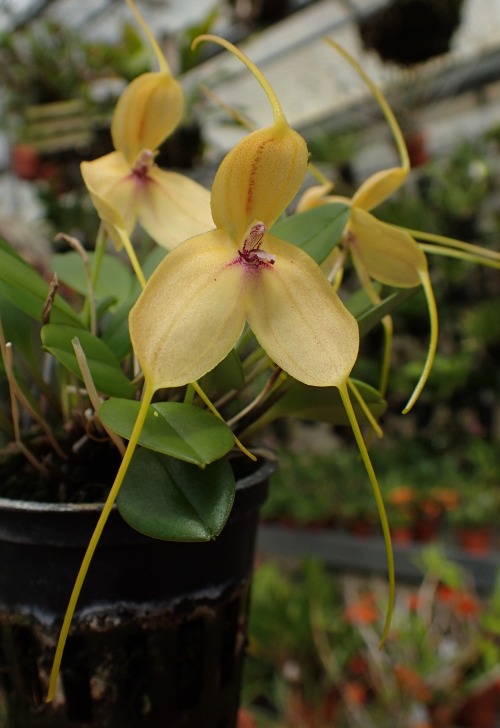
388;485;415;506
344;594;378;625
394;665;432;703
407;591;424;612
436;585;481;617
430;487;460;511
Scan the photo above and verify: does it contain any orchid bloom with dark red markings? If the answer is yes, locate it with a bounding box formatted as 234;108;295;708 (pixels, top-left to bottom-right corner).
130;35;359;393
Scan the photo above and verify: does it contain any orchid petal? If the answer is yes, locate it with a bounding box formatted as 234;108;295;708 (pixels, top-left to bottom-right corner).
350;207;426;288
352;167;408;212
111;72;184;166
81;153;140;236
129;230;246;390
295;183;335;212
246;234;359;387
211;124;308;240
80;178;146;287
80;168;129;252
139;167;214;249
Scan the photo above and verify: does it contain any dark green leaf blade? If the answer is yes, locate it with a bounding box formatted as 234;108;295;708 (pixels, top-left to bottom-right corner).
41;324;134;398
117;449;235;541
52;251;134;305
99;399;235;466
200;348;245;392
0;241;82;326
244;379;385;436
356;288;420;338
271;203;350;264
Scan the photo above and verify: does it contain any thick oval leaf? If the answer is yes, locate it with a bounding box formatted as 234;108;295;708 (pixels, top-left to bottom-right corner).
41;324;134;398
117;448;235;541
52;251;134;305
271;203;350;264
0;241;82;326
99;399;235;466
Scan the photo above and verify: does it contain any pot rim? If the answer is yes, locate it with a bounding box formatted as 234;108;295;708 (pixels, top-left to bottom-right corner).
0;455;277;514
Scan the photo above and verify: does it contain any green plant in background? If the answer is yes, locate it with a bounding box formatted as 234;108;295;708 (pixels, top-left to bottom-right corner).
243;560;362;726
425;138;493;230
244;551;500;727
0;17;151;117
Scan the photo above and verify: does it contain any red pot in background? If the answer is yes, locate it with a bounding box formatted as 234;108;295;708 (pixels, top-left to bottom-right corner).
405;130;430;168
454;681;500;728
457;527;494;555
11;143;40;180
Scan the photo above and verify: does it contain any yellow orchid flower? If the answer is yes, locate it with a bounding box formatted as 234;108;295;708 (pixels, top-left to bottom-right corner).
130;37;359;394
81;0;213;250
298;39;438;413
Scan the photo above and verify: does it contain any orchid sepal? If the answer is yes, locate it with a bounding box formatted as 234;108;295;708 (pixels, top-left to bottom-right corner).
111;72;184;166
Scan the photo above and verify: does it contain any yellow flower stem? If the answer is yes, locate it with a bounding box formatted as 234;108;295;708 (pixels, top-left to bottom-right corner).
307;161;335;187
403;270;439;414
338;381;394;646
325;39;410;173
351;253;393;398
242;344;270;373
192;35;287;127
183;383;196;405
401;227;500;264
116;227;147;288
91;222;108;289
76;221;107;334
202;82;328;185
378;316;393;399
347;378;384;439
46;381;155;702
418;243;500;270
190;381;256;461
227;367;283;428
125;0;169;74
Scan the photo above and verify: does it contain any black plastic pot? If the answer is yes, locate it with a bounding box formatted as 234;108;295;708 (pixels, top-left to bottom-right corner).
0;458;274;728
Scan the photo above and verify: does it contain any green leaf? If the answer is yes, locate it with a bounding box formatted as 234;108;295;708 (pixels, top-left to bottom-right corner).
41;324;134;398
143;245;167;279
200;348;245;392
99;399;235;466
117;449;235;541
101;294;137;360
52;251;134;305
271;203;350;263
357;288;420;338
0;290;39;375
0;241;82;326
244;379;385;435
